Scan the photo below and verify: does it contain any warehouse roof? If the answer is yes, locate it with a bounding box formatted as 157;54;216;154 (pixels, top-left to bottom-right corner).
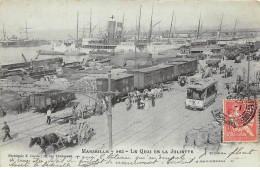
167;61;187;65
134;65;161;73
111;73;134;80
171;58;197;62
83;72;133;80
157;64;175;69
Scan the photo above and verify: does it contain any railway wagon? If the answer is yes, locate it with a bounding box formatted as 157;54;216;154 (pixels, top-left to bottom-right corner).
29;90;76;112
96;73;134;98
167;61;187;77
169;58;198;75
133;66;163;89
157;64;176;82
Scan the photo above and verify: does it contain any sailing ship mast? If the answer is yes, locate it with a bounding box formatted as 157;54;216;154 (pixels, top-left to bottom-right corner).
173;15;176;38
25;20;28;39
148;2;154;43
135;5;142;69
196;13;201;39
218;13;223;44
89;8;92;38
121;13;125;42
76;12;79;47
168;10;174;43
200;21;203;34
233;19;237;39
2;24;6;40
20;20;32;40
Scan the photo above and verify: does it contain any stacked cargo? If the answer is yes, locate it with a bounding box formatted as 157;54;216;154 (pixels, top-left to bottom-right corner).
55;119;94;145
73;76;98;92
0;90;29;117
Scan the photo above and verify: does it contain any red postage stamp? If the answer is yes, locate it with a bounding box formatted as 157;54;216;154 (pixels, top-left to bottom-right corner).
223;99;259;142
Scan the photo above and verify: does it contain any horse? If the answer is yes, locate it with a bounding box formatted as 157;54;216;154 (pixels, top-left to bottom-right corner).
29;133;59;155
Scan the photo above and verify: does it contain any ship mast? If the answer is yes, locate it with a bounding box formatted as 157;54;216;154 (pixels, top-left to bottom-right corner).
89;8;92;38
76;12;79;47
148;2;154;43
2;24;6;39
168;10;174;44
135;5;142;70
121;13;125;42
25;20;28;40
173;15;176;38
233;19;237;39
218;13;223;44
196;13;201;39
200;21;203;34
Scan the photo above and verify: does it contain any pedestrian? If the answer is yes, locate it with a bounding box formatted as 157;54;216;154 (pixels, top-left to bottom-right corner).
136;96;141;110
95;102;102;116
140;98;145;110
151;94;155;107
46;108;52;125
125;96;131;111
144;98;149;111
2;121;12;142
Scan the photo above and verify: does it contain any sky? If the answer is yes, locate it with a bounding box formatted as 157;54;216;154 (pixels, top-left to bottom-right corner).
0;0;260;39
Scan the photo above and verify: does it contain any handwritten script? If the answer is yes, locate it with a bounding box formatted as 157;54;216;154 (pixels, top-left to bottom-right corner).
7;147;258;167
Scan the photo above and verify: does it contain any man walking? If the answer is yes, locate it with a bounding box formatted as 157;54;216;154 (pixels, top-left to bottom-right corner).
46;108;52;125
2;121;12;142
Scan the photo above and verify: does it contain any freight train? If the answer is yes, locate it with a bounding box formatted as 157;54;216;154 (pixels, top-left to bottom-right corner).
29;90;76;113
91;58;198;99
71;58;197;103
131;58;198;90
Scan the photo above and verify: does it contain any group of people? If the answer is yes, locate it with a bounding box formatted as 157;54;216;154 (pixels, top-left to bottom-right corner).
124;87;164;111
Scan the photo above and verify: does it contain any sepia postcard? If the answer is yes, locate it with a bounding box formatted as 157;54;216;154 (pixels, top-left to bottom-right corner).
0;0;259;167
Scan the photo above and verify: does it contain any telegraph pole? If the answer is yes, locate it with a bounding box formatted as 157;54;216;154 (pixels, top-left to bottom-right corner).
107;71;112;150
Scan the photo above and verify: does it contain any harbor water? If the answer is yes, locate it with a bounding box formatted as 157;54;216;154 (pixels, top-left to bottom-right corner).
0;45;89;65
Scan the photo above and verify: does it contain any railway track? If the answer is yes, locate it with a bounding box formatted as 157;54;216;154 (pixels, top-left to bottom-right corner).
1;81;222;152
89;89;223;150
77;90;186;149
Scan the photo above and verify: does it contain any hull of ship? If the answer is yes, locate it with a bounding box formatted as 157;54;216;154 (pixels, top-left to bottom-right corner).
38;50;64;55
0;40;50;48
0;57;63;71
63;52;87;56
145;44;184;55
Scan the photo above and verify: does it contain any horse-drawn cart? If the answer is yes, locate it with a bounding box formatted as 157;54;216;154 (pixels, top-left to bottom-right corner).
51;110;72;124
160;82;175;91
55;119;94;146
29;120;94;155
